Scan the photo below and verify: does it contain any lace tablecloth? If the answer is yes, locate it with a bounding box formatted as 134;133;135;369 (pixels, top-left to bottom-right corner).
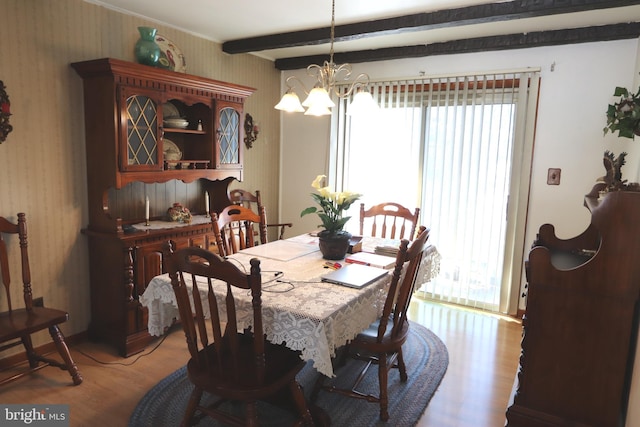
139;235;440;377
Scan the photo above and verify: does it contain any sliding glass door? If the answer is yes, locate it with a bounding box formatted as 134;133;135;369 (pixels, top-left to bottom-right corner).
332;71;539;314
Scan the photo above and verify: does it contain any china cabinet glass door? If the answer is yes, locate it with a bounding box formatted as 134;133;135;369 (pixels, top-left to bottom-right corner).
216;101;243;169
119;86;162;172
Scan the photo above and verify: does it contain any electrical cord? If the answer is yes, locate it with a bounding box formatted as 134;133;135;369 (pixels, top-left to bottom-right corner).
262;270;284;283
225;257;288;287
260;279;295;293
224;257;283;277
75;332;169;366
224;256;247;272
223;256;327;292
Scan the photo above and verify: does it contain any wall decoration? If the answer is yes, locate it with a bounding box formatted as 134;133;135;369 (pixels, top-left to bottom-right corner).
244;113;259;149
0;81;12;143
155;34;187;73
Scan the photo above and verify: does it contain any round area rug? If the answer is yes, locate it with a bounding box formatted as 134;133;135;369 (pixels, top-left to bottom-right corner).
129;322;448;427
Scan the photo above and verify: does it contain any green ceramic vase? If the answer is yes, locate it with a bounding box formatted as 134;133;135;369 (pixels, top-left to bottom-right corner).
134;27;160;66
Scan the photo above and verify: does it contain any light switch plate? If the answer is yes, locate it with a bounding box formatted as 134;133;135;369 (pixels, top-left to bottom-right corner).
547;168;561;185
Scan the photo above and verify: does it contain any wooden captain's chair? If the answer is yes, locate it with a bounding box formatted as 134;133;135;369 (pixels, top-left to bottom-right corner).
229;189;292;240
359;202;420;241
163;243;314;426
311;227;430;421
211;204;268;256
0;213;83;386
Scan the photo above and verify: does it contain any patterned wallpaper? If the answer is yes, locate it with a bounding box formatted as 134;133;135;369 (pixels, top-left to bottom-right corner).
0;0;282;350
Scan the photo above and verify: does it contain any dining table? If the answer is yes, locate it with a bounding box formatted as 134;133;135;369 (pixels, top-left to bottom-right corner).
139;233;441;377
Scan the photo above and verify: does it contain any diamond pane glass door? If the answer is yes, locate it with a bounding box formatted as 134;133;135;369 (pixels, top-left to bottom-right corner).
218;106;239;164
124;93;159;169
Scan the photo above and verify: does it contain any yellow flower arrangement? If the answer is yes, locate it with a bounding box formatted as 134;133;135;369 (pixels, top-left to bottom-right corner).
300;175;361;234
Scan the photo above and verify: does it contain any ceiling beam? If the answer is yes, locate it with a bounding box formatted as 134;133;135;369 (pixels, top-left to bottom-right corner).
274;22;640;70
223;0;640;54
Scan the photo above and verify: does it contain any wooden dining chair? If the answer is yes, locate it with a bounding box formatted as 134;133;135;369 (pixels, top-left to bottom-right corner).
211;204;268;256
211;205;268;256
0;213;83;386
229;188;292;240
163;243;314;427
359;202;420;241
311;226;430;421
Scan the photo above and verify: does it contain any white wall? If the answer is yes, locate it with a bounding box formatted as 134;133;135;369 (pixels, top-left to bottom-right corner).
279;38;640;426
279;103;332;233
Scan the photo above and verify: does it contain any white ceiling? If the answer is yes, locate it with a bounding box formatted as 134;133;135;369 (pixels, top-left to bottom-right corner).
85;0;640;62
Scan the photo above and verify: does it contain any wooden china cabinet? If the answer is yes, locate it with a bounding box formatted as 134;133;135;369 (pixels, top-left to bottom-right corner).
71;58;254;356
506;183;640;427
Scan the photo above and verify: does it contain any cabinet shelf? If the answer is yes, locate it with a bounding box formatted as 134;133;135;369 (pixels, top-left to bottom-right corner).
164;160;211;170
163;128;206;135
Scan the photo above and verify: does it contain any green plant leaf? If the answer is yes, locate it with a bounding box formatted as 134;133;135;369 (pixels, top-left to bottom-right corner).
604;85;640;139
614;87;629;97
300;207;317;217
618;126;635;139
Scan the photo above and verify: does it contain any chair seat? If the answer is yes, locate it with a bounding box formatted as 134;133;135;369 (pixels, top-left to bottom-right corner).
188;336;305;400
0;307;69;342
351;318;410;352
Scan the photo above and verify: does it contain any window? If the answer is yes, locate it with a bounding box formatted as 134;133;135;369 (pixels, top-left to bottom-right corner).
332;71;539;313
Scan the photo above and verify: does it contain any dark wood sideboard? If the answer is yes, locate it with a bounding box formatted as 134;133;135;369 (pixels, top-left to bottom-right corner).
71;58;254;356
506;184;640;426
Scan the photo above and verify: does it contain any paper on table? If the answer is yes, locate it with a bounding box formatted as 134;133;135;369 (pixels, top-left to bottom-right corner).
240;239;319;261
285;233;320;245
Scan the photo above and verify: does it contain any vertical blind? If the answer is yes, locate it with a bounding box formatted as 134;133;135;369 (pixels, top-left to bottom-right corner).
332;70;540;313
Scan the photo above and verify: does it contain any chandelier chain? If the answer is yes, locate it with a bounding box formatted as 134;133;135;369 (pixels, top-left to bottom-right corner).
329;0;335;62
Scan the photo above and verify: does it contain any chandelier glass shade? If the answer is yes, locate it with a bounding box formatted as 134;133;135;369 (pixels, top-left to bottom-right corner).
346;89;377;116
274;89;305;113
274;0;379;116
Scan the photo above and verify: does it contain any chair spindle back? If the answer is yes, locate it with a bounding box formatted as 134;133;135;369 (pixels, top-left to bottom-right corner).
212;204;268;256
164;243;264;377
0;213;31;313
359;202;420;241
378;226;430;343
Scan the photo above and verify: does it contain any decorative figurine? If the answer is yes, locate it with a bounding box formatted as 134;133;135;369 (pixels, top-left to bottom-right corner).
244;113;259;149
167;203;192;223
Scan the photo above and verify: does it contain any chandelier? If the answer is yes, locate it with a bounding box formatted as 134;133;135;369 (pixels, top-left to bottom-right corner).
274;0;378;116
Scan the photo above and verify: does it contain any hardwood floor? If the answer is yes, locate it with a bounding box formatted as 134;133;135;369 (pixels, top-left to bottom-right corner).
411;299;522;427
0;299;522;426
